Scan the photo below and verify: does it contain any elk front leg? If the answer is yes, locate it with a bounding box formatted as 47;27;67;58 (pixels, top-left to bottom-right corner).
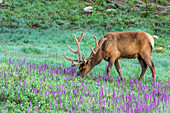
107;57;115;80
114;60;123;80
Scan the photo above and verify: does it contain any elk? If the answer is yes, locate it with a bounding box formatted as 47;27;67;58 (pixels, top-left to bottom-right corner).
64;31;158;83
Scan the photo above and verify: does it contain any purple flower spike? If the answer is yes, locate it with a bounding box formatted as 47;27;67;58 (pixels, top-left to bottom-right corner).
39;91;42;96
9;58;12;65
62;105;65;109
113;90;115;98
110;110;114;113
157;107;160;113
0;71;3;75
56;100;58;108
71;101;74;105
81;107;83;113
105;90;107;96
66;76;69;81
50;103;52;109
162;103;164;110
34;106;38;111
34;88;37;94
5;79;8;87
117;108;120;113
29;100;32;106
27;107;30;113
52;91;56;97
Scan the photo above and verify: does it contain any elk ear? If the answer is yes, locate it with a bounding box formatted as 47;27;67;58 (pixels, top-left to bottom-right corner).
71;62;76;67
71;64;76;67
86;60;91;66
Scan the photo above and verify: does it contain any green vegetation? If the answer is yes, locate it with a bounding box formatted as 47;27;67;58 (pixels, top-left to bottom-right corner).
0;58;169;112
0;0;169;45
0;0;169;112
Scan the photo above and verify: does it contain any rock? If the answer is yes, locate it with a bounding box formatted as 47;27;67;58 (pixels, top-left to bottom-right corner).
156;47;163;50
83;6;93;12
153;47;163;52
106;9;116;12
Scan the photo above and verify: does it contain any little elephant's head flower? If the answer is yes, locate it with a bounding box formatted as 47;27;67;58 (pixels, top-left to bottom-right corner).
39;91;42;96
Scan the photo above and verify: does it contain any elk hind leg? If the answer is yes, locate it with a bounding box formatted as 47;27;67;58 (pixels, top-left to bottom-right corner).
140;53;156;83
137;56;147;80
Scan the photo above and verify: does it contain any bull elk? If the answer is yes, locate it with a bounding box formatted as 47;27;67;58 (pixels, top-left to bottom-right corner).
64;31;158;83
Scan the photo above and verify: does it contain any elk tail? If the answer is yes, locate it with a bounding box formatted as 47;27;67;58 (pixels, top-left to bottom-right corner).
152;35;158;39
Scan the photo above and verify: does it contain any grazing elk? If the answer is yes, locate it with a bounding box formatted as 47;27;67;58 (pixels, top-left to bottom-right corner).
64;31;158;83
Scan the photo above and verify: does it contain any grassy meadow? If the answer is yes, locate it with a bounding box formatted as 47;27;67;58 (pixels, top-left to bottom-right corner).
0;0;170;112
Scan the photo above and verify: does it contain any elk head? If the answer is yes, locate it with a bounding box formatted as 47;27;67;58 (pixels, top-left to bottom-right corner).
64;32;107;77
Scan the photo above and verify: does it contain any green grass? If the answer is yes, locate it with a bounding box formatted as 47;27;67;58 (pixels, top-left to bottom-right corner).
0;0;169;46
0;1;169;32
0;58;169;112
0;28;169;82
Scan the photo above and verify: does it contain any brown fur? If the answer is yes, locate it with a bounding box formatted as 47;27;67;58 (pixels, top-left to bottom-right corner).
79;31;157;83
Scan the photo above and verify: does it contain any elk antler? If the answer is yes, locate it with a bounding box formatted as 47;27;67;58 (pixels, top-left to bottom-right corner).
64;33;107;65
64;32;86;65
90;35;107;54
86;35;107;61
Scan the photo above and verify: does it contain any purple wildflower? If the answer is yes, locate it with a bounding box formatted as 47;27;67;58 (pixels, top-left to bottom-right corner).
157;107;160;113
27;107;30;113
71;101;74;105
34;88;37;94
39;91;42;96
5;79;8;87
29;100;32;106
50;103;52;109
56;100;58;108
12;103;15;108
34;106;38;111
